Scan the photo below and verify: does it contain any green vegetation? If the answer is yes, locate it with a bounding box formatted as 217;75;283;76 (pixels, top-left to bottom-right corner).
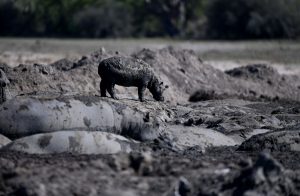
206;0;300;39
0;0;299;39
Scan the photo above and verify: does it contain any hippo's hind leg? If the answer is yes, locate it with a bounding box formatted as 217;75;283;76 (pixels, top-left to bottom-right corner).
107;83;119;100
138;85;146;102
100;79;108;97
0;80;7;104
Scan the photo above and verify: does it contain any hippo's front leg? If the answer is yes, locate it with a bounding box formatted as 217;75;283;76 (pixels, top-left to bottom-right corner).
138;86;146;102
107;83;119;100
100;80;107;97
0;81;6;104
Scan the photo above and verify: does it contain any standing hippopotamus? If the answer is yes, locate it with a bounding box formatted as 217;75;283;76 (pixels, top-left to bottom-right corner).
98;56;168;102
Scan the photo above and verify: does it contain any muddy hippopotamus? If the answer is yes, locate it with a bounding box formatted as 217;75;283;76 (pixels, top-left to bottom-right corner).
98;56;168;102
3;131;136;154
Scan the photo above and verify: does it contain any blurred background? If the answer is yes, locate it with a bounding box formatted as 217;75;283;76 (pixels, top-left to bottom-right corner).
1;0;300;40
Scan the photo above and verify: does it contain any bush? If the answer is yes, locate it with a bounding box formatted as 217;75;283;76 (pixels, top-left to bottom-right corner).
205;0;300;39
0;0;33;36
71;1;134;38
1;0;300;39
143;0;205;38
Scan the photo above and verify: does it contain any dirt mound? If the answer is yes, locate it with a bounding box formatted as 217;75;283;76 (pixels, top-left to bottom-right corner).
133;47;300;103
2;47;300;103
1;60;99;97
133;47;235;103
226;64;278;81
191;63;300;102
1;48;151;101
226;64;300;99
238;130;300;152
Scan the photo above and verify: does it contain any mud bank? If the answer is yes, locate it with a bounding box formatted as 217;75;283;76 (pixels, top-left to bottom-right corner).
0;46;300;195
1;47;300;103
0;148;300;196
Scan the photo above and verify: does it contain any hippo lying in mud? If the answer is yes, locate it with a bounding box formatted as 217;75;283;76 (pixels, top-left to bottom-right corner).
0;69;10;104
3;131;136;154
98;56;168;102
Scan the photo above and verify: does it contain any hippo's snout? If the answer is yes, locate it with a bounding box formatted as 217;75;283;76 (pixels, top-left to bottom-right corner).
154;94;164;102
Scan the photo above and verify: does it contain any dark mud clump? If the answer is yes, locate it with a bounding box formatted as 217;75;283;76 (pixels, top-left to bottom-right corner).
225;64;278;81
189;89;225;101
238;130;300;152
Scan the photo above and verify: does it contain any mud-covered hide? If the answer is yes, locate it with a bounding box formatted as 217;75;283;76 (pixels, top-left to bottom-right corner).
0;96;170;140
2;131;136;154
0;97;114;139
0;134;11;148
160;125;238;152
238;130;300;152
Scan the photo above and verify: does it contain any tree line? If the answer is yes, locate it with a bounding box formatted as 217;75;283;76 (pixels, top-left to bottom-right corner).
1;0;300;39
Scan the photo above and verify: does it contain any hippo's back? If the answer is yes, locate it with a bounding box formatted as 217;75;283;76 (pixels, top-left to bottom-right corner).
98;57;154;83
99;56;150;71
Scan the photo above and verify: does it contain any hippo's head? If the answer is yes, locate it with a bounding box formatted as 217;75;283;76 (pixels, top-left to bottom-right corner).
149;80;168;102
